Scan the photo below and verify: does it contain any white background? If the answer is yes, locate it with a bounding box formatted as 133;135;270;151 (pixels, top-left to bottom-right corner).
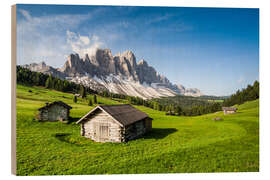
0;0;269;179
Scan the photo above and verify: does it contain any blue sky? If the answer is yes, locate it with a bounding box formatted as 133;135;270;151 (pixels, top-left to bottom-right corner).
16;4;259;96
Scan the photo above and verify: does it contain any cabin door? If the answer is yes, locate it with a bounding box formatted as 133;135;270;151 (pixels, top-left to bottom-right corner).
95;123;109;141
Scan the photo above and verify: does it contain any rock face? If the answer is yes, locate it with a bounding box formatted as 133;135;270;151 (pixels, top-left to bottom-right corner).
23;48;203;99
22;62;66;79
171;84;202;97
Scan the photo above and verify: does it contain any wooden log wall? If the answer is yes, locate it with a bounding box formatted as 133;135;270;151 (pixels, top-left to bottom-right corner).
81;111;152;143
38;105;69;122
123;120;146;141
81;110;123;142
145;118;152;131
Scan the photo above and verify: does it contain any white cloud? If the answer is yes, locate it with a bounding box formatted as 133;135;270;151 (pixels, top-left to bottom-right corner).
66;30;104;58
238;76;245;84
79;36;90;45
16;9;93;67
145;14;174;25
18;9;92;30
18;9;32;21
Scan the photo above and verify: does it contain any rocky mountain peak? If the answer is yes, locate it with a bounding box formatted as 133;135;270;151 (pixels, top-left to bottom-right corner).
95;48;113;59
84;54;90;61
23;48;203;98
40;61;46;67
93;48;116;75
184;88;202;97
137;59;148;66
120;50;137;68
177;84;186;90
66;53;81;68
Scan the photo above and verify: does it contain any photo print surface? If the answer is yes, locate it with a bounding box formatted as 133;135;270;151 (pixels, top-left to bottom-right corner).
12;4;259;175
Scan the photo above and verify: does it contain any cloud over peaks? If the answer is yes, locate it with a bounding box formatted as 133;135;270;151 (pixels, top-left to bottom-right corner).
16;9;94;67
66;30;104;58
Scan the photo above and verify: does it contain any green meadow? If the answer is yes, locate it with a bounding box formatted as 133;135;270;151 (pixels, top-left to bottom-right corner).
207;99;224;103
16;84;259;175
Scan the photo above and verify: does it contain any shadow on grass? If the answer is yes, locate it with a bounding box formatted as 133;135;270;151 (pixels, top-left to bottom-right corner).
143;128;177;140
54;133;82;146
55;133;71;140
54;133;88;146
67;117;80;124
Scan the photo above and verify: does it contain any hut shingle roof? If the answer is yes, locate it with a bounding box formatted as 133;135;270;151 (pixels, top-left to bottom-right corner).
76;104;149;126
38;101;72;111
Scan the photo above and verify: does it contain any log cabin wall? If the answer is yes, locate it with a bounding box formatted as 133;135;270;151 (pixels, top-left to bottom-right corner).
39;110;49;121
224;110;236;114
78;105;152;143
123;120;146;142
39;104;69;121
145;118;152;131
81;109;123;142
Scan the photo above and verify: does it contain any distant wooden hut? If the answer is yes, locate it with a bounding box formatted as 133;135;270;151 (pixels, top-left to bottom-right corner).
222;107;238;114
76;104;152;143
38;101;72;121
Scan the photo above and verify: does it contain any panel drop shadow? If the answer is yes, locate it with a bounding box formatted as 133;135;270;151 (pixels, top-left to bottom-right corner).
143;128;177;140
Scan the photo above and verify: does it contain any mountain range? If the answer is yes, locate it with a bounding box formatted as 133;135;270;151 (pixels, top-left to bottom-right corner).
22;49;203;99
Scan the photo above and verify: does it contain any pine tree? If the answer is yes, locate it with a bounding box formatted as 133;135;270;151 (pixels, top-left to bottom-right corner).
88;99;93;106
63;80;69;92
57;79;63;91
73;96;77;103
34;73;40;86
175;106;182;116
80;85;86;98
165;105;170;112
45;78;50;88
156;103;160;111
45;76;53;89
93;94;97;104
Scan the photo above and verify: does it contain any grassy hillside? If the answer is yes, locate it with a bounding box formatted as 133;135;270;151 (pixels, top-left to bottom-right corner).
16;84;259;175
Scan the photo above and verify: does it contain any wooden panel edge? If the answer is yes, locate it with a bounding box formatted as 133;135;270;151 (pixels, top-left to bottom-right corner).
11;4;17;176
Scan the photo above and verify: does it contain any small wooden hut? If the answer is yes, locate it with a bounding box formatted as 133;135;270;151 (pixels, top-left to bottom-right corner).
38;101;72;121
222;107;238;114
76;104;152;142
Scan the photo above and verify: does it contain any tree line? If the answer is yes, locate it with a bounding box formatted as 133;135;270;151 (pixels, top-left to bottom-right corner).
17;66;96;95
16;66;222;116
223;80;259;107
97;89;222;116
17;66;259;117
153;95;214;109
88;81;259;116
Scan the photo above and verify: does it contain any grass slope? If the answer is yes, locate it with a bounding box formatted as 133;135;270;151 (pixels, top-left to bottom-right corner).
16;84;259;175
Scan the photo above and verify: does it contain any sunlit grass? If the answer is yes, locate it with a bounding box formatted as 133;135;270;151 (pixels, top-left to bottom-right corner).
16;84;259;175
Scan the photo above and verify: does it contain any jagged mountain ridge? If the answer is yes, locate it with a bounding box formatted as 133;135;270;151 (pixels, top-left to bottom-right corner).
23;48;202;99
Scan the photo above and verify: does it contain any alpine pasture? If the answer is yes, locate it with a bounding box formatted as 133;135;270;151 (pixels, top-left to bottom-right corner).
16;84;259;175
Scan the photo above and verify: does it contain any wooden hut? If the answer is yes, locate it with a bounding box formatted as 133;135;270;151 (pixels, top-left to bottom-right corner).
76;104;152;143
222;107;238;114
38;101;72;122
